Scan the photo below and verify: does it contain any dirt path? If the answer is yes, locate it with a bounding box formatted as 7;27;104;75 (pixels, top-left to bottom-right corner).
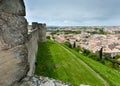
59;44;109;86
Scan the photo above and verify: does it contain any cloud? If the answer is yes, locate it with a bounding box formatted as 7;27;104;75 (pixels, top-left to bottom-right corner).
24;0;120;26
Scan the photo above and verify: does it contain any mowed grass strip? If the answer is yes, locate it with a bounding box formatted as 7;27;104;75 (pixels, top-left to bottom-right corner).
62;44;120;86
35;40;105;86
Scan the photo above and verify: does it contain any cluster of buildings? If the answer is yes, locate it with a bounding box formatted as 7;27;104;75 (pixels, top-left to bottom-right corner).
79;34;120;58
47;27;120;58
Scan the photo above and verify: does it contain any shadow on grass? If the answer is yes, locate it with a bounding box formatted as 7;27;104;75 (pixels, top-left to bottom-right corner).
35;40;58;78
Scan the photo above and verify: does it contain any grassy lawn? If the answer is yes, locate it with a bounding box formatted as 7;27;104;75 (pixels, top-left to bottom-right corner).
35;40;106;86
62;44;120;86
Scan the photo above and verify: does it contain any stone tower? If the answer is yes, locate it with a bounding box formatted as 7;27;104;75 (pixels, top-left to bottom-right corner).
31;22;47;43
32;22;38;30
38;23;46;43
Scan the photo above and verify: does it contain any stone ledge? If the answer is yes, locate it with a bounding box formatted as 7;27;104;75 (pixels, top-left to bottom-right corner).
20;76;72;86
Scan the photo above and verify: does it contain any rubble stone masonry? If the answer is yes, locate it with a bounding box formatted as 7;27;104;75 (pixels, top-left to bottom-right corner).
0;0;29;86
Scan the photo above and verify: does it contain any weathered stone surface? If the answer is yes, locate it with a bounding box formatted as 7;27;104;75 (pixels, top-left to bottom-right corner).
0;45;29;86
0;0;29;86
0;0;70;86
32;22;38;30
0;0;25;16
20;76;72;86
38;23;46;43
26;23;47;77
0;12;28;48
26;29;39;76
0;12;28;85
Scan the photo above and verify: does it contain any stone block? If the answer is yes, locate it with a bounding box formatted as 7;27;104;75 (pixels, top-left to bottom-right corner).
0;12;28;47
0;0;25;16
0;45;29;86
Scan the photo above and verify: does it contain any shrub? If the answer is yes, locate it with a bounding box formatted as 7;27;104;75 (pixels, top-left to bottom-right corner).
88;53;100;61
46;36;50;39
73;46;83;52
64;41;72;48
83;49;91;56
114;55;120;59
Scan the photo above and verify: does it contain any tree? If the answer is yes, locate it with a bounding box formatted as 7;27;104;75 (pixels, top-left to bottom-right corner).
99;47;103;59
114;55;120;59
88;53;100;61
46;36;50;39
99;28;107;34
64;41;72;48
83;49;91;56
73;41;76;48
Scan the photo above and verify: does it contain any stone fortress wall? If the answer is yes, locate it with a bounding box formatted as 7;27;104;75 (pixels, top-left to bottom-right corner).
0;0;29;85
27;22;46;76
0;0;70;86
0;0;46;85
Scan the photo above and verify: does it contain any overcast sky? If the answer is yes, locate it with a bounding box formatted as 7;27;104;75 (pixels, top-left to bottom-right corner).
24;0;120;26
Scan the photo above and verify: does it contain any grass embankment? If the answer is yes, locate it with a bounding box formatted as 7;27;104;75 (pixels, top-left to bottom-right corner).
35;40;105;86
62;44;120;86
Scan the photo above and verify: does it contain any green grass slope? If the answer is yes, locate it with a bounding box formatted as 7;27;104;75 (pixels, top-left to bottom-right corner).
35;40;106;86
62;44;120;86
